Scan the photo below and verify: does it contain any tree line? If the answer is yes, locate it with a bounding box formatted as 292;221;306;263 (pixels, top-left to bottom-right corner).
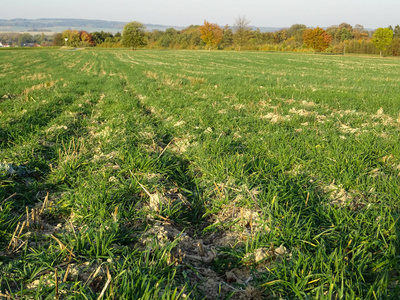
1;18;399;56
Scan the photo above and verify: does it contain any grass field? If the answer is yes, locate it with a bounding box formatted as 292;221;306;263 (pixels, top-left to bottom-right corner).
1;49;400;299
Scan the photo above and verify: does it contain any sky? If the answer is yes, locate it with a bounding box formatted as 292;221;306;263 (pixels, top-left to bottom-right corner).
1;0;399;29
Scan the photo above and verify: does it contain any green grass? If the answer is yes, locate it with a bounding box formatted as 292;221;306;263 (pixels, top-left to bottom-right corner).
1;49;400;299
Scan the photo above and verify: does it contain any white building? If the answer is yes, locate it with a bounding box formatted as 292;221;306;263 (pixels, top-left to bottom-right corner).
0;42;3;47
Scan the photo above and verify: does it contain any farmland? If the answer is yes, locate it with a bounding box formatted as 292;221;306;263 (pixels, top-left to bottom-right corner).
1;49;400;299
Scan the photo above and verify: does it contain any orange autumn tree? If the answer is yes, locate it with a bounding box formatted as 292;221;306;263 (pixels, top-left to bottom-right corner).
303;27;333;53
200;20;223;50
80;31;94;46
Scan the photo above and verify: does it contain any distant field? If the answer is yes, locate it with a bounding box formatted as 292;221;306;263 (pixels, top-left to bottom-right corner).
1;49;400;299
0;26;122;34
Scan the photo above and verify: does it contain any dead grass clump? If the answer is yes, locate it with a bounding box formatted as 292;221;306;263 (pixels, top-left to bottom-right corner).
323;183;352;206
139;131;155;139
381;155;400;176
162;76;181;87
286;164;305;176
193;267;263;300
260;113;291;123
92;151;118;162
288;108;315;117
21;73;48;81
284;99;296;104
258;99;272;107
330;109;361;118
144;70;158;79
142;143;163;154
242;244;289;265
80;62;94;72
58;138;87;164
46;125;68;134
320;182;364;209
173;120;186;127
204;201;268;248
300;100;316;106
5;192;68;257
187;76;206;85
23;80;58;95
339;123;360;134
137;94;147;100
91;126;112;139
317;115;327;123
371;107;395;126
139;221;265;299
233;104;245;110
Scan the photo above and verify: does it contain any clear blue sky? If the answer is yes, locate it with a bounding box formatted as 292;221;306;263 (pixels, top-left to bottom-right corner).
1;0;399;29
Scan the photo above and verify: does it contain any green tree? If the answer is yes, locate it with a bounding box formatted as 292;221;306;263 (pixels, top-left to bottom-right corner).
92;31;113;45
326;25;340;43
393;25;400;39
220;25;233;49
53;33;64;46
339;27;353;41
233;15;251;51
18;33;33;46
287;24;306;46
179;25;202;49
372;28;393;57
62;30;80;47
122;21;147;49
156;28;179;48
391;38;400;56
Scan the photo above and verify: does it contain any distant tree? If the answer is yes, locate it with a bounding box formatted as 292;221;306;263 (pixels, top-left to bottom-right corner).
372;28;393;57
339;27;353;41
199;20;223;50
394;25;400;39
339;22;353;30
262;32;276;44
91;31;113;45
326;25;340;44
221;25;233;48
62;30;80;47
157;28;179;48
0;33;19;46
391;38;400;56
53;33;64;46
146;30;163;48
233;15;251;51
122;21;147;49
249;28;263;47
353;24;369;40
18;33;33;46
273;29;288;44
79;31;94;47
303;27;332;53
287;24;306;45
179;25;202;49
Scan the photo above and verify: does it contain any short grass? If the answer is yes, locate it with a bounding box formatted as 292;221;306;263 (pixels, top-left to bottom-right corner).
1;49;400;299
